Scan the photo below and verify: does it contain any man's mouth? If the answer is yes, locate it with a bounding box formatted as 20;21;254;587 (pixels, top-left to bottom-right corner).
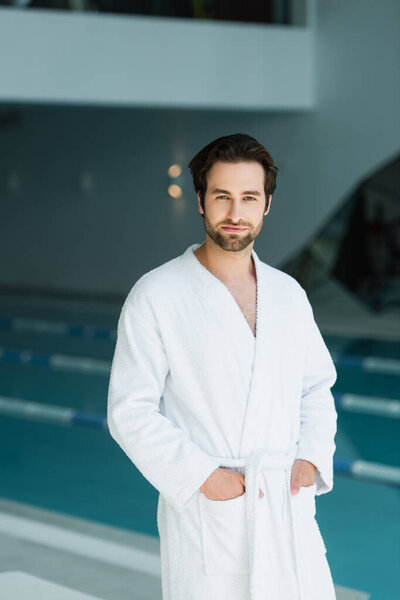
221;226;248;232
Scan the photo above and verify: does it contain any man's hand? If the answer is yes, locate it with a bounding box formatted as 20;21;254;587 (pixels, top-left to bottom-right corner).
201;460;317;500
200;467;264;500
290;459;317;494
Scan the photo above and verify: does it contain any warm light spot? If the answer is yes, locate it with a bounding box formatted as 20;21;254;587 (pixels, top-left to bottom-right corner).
168;184;182;198
168;164;182;178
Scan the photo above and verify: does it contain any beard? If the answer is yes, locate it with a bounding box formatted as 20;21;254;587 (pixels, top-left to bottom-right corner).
202;211;264;252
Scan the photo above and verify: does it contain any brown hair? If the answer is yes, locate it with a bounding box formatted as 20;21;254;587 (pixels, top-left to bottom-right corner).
188;133;278;216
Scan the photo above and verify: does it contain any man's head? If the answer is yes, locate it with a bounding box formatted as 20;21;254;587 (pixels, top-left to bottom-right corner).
188;133;278;252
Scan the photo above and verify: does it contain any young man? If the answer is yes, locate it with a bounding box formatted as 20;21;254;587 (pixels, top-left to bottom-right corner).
107;133;338;600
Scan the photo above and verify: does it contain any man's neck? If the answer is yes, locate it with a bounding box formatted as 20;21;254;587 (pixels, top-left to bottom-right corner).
194;241;255;284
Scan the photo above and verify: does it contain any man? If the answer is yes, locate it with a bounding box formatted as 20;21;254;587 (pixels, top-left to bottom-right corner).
107;133;338;599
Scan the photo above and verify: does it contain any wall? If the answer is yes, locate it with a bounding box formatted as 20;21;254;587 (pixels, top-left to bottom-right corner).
0;0;399;296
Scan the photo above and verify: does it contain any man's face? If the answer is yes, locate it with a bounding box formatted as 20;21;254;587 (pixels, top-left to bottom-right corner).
197;160;271;252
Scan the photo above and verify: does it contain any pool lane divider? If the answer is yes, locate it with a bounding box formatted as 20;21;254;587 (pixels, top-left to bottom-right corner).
334;393;400;418
0;315;116;340
333;458;400;487
0;346;110;374
0;396;107;430
332;352;400;375
0;395;399;488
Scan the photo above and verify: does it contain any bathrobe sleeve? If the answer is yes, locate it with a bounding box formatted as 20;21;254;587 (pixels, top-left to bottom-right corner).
107;297;221;514
294;288;338;496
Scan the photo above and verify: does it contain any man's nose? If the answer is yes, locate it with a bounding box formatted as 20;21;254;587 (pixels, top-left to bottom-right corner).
226;200;243;222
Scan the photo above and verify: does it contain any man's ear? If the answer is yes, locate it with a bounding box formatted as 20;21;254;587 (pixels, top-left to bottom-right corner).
264;194;272;215
197;192;204;215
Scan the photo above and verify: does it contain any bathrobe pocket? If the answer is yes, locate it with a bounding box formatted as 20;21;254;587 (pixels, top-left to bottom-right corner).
293;483;327;555
198;491;249;575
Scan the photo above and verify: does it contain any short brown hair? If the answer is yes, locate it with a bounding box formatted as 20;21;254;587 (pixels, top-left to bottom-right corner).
188;133;278;215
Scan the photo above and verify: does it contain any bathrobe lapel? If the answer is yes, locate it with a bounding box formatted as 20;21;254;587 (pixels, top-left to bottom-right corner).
237;253;292;458
188;242;289;458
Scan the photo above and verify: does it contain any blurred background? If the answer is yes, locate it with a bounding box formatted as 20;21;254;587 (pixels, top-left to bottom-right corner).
0;1;399;599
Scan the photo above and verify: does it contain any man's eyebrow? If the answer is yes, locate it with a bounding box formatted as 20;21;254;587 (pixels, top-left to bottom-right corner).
211;188;262;196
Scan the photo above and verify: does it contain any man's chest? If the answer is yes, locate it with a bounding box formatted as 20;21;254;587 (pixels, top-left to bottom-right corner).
225;278;257;337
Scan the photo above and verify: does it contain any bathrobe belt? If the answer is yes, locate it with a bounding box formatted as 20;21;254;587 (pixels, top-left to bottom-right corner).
215;445;304;600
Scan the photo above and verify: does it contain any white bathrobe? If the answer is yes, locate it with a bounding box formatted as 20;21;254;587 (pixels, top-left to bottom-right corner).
107;242;338;600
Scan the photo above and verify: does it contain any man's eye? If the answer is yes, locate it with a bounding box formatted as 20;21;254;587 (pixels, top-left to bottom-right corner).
216;195;256;201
